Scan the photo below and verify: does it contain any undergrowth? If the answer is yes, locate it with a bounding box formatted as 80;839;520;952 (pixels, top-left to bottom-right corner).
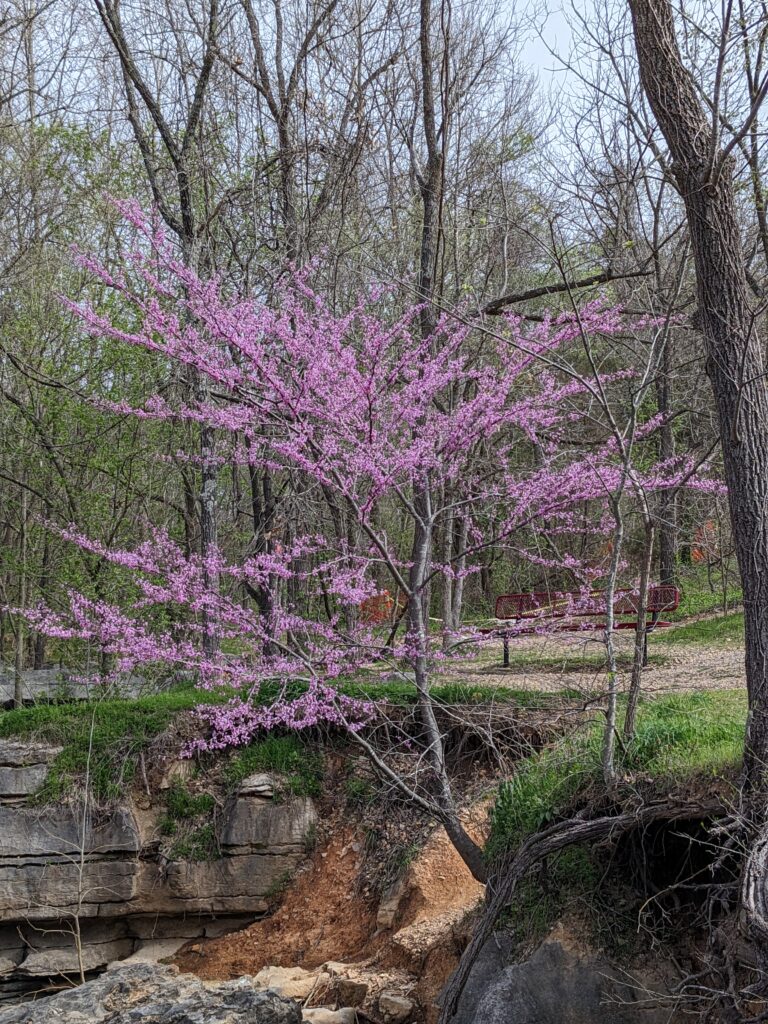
489;690;745;957
488;690;745;860
224;734;323;797
159;782;218;861
0;680;567;801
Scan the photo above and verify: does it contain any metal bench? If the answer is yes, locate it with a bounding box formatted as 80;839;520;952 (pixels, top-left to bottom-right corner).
487;585;680;667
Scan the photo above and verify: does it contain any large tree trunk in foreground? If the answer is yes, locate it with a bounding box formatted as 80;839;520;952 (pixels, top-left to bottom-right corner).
628;0;768;796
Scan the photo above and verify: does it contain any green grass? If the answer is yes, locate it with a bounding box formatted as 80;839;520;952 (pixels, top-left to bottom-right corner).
501;846;602;948
168;823;217;862
0;678;568;801
164;781;214;819
224;734;323;797
670;565;742;619
159;782;218;862
488;690;746;860
656;611;744;646
0;688;225;802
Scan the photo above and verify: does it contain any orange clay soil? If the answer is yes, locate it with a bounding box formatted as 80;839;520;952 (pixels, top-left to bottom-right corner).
174;807;486;1011
174;826;378;980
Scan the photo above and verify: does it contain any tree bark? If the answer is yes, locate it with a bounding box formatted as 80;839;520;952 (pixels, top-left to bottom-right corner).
629;0;768;794
655;338;677;585
624;518;655;742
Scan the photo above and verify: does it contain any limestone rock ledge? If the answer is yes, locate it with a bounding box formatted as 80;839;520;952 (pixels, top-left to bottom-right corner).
0;741;316;1000
0;961;302;1024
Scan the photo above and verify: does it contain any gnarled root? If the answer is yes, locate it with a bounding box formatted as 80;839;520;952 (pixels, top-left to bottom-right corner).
438;796;726;1024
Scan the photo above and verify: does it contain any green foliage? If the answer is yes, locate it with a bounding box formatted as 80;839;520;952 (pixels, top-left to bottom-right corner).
159;782;217;862
168;823;217;862
488;735;599;860
164;782;214;819
622;691;745;775
670;565;742;619
0;689;221;802
488;691;746;861
0;679;559;802
502;847;600;946
224;734;323;797
344;775;376;807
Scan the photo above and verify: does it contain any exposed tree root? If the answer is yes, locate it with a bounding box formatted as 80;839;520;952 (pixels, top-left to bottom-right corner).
438;796;727;1023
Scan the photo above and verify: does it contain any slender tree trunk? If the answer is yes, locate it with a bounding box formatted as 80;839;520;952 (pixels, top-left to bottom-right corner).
14;490;27;709
401;0;484;882
408;485;486;882
33;536;49;670
602;498;624;785
451;515;469;630
441;500;454;650
624;519;655;742
629;0;768;795
655;339;677;585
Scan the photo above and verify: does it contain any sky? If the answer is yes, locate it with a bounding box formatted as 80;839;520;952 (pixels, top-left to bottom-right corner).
519;3;575;81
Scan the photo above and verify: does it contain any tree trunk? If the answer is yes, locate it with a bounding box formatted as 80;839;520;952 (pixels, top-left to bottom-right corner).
14;490;27;709
655;339;677;585
629;0;768;794
624;519;655;742
408;484;486;883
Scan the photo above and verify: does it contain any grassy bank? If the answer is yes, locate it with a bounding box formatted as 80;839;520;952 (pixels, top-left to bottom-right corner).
0;678;567;801
488;689;745;859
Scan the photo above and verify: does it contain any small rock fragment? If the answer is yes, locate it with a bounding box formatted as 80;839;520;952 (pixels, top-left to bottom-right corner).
379;991;415;1022
238;772;275;798
302;1009;357;1024
336;976;368;1006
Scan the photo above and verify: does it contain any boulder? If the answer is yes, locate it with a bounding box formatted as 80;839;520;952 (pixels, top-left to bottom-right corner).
0;961;302;1023
455;940;671;1024
335;975;369;1006
221;796;316;852
302;1009;357;1024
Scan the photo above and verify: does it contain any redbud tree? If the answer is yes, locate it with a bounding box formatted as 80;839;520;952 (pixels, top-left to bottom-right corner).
27;204;715;879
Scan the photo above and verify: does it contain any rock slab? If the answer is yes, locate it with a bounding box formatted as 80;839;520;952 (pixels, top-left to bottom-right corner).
0;961;302;1024
458;940;670;1024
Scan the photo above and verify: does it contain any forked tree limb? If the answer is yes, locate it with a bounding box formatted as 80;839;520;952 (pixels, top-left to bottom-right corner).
438;797;726;1023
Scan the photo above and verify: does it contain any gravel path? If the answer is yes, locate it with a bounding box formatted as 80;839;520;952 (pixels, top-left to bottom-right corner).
441;624;746;696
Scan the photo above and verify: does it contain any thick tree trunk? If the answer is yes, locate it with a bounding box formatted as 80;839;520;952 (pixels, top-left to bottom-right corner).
629;0;768;794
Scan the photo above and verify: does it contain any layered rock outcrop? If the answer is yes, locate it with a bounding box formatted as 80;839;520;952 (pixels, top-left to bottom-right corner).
0;740;316;999
0;961;302;1024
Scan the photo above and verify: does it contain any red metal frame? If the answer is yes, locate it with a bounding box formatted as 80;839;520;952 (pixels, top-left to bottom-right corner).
487;585;681;668
494;585;680;622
